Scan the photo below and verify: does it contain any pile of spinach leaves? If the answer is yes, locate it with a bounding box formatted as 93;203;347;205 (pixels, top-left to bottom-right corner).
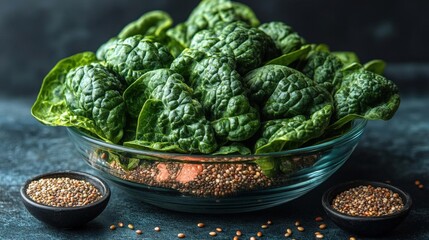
32;0;400;176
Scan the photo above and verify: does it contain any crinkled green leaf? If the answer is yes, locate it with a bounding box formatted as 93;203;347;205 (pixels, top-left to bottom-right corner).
98;35;173;85
118;10;173;39
255;105;333;154
190;22;279;74
172;50;260;141
301;50;344;93
331;69;400;129
31;52;97;127
180;0;259;45
124;69;218;154
258;21;305;55
244;65;333;120
64;63;126;143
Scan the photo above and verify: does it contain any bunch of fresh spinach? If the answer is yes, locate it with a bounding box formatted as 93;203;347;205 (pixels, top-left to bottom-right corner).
32;0;400;176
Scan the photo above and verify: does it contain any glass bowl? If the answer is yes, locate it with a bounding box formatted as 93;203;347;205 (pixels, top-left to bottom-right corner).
67;120;367;213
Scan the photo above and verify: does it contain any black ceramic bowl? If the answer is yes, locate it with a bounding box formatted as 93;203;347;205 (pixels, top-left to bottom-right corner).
322;180;412;236
21;171;110;228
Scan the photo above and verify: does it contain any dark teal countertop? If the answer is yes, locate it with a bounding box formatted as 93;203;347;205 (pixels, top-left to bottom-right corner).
1;95;428;239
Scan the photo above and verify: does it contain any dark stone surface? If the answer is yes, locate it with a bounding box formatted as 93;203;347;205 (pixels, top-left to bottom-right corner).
0;95;428;239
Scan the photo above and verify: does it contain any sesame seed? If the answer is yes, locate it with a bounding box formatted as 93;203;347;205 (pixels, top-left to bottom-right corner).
315;216;323;222
109;225;116;230
297;226;304;232
319;223;327;229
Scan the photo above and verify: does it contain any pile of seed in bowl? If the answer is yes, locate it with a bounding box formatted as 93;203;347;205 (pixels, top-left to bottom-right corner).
110;161;273;197
331;185;404;217
98;151;319;197
26;177;102;207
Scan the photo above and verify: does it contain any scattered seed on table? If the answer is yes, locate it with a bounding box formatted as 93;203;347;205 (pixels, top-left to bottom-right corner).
233;236;239;240
261;224;268;229
178;233;186;238
332;185;404;217
415;180;421;185
319;223;327;229
250;237;256;240
286;228;292;234
109;225;116;230
154;226;161;232
128;224;134;230
136;229;142;235
209;231;217;236
236;230;242;236
418;184;424;189
267;220;272;225
257;231;262;237
26;177;102;207
118;222;124;228
216;227;222;232
315;216;323;222
349;237;357;240
197;223;205;228
294;220;301;226
284;232;291;237
314;231;321;235
297;226;304;232
316;233;324;239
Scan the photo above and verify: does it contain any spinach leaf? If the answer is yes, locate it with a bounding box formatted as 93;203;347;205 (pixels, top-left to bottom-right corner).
258;21;306;55
364;59;386;75
212;143;251;155
243;65;333;120
168;0;260;46
124;69;218;154
332;51;360;66
64;63;126;143
118;10;173;39
172;49;260;141
301;50;344;93
265;45;311;66
331;69;400;129
190;22;280;74
97;35;173;85
31;52;97;127
255;105;333;153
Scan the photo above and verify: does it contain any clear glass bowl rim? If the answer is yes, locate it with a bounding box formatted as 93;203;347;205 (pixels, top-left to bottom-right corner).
67;119;367;161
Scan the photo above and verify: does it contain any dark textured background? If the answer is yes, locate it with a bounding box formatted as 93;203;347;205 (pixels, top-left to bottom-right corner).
0;1;428;239
0;0;428;97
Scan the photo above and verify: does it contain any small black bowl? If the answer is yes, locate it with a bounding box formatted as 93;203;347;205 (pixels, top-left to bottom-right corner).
21;170;110;228
322;180;412;237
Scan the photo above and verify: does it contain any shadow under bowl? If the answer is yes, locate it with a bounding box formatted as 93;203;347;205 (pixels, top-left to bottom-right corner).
322;180;412;237
21;170;110;228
